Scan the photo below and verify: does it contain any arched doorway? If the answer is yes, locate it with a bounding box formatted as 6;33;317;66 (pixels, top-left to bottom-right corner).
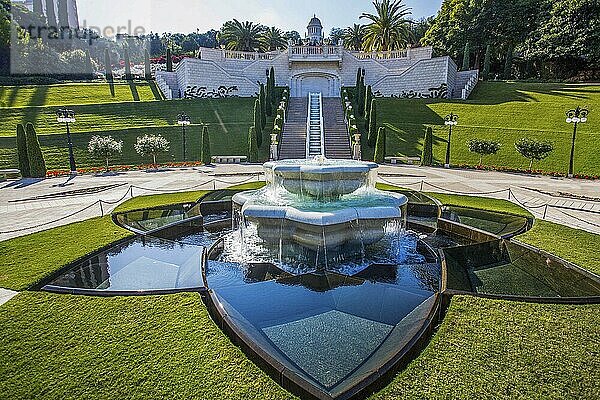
291;72;341;97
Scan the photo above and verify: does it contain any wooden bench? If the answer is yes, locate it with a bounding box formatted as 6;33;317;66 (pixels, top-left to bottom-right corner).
211;156;248;164
0;169;20;181
385;156;421;165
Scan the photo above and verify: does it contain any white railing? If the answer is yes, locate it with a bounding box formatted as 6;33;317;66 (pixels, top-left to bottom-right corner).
461;70;479;100
289;46;342;58
223;50;279;61
351;50;408;60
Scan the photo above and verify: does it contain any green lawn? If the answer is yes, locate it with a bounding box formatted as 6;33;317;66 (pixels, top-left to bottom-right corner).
427;192;533;218
0;217;132;291
0;84;272;170
364;82;600;176
113;190;210;213
0;82;161;108
0;292;294;400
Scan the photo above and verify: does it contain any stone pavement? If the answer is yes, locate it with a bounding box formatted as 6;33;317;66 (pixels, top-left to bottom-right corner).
0;164;598;243
0;288;18;306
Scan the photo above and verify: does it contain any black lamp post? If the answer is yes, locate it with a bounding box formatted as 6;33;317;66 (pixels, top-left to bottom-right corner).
444;112;459;168
565;106;589;178
177;113;191;160
56;109;77;175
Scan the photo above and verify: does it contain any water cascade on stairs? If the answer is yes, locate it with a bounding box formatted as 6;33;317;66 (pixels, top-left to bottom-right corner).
306;93;325;158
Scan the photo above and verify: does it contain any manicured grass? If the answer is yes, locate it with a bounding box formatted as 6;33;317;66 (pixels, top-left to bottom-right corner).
0;292;294;400
0;217;132;291
113;190;210;213
363;82;600;176
371;295;600;400
518;219;600;276
427;192;533;218
0;97;272;169
0;82;161;108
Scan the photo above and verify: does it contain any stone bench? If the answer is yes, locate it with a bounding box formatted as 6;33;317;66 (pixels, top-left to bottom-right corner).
0;169;20;181
211;156;248;164
385;156;421;165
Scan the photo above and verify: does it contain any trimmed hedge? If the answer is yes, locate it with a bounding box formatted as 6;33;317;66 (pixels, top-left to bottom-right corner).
25;123;46;178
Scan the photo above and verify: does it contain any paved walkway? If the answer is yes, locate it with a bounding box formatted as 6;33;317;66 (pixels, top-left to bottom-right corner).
0;164;598;242
0;288;18;306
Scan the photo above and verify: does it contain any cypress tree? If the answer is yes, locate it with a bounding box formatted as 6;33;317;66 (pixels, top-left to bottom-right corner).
57;0;69;29
462;42;470;71
374;127;386;164
265;78;273;117
253;99;263;148
123;48;132;80
368;100;377;147
482;44;492;81
421;127;433;166
84;50;93;78
144;49;152;80
104;49;113;82
16;124;30;178
248;126;259;163
504;44;514;79
355;68;361;90
269;67;276;101
33;0;43;15
364;85;373;122
201;125;211;165
166;47;173;72
259;84;267;129
25;123;46;178
45;0;57;28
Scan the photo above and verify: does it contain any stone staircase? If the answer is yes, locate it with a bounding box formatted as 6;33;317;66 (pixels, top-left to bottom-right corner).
452;70;479;99
279;97;308;159
322;98;352;159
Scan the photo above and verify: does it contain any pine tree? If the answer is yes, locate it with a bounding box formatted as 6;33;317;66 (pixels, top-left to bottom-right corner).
166;48;173;72
253;99;263;148
259;84;267;129
482;45;492;81
421;127;433;166
16;124;30;178
374;127;386;164
368;100;377;147
25;123;46;178
123;48;132;80
462;42;471;71
45;0;57;27
144;49;152;80
201;125;211;165
104;49;113;82
504;44;514;79
248;126;259;163
364;85;373;122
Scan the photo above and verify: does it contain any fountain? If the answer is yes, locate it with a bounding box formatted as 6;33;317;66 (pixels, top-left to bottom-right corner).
229;157;413;273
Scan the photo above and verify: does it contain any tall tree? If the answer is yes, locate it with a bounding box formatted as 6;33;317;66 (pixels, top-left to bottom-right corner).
16;124;30;178
259;83;266;129
218;19;266;52
253;99;263;148
462;42;470;71
364;85;373;122
360;0;412;52
44;0;57;27
374;127;386;163
123;48;132;80
104;48;113;82
421;127;433;166
482;44;492;80
368;100;377;147
248;126;259;163
25;123;46;178
342;24;366;51
329;27;344;46
503;44;513;79
201;125;211;165
166;47;173;72
144;49;152;80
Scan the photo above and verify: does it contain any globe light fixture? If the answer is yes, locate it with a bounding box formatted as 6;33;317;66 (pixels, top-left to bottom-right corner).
177;113;191;160
565;106;589;178
56;108;77;175
444;112;459;168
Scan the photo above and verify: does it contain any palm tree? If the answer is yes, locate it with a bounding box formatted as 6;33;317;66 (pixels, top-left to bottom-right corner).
360;0;412;52
218;20;266;52
261;27;288;51
343;24;366;51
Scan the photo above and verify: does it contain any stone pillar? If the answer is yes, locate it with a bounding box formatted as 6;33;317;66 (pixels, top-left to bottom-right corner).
270;134;279;160
352;134;362;160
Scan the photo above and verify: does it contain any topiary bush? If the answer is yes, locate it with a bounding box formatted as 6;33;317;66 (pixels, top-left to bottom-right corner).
134;134;170;167
16;124;30;178
201;125;212;165
123;48;132;80
364;85;373;122
259;84;267;129
254;99;263;148
144;49;152;80
248;126;259;163
368;100;377;147
421;127;433;166
88;135;123;172
374;127;386;164
467;138;501;166
515;138;553;171
25;123;46;178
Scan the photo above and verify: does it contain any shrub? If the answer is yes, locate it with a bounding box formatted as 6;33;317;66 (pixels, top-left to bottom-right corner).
368;100;377;147
374;127;386;163
248;127;259;163
134;134;170;167
421;127;433;166
467;138;501;166
515;138;554;171
201;125;211;165
16;124;30;178
88;136;123;172
25;123;46;178
482;44;491;80
254;99;263;148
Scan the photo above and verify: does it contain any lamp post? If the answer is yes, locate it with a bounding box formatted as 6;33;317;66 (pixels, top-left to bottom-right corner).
565;106;589;178
177;113;191;160
56;109;77;175
444;113;459;168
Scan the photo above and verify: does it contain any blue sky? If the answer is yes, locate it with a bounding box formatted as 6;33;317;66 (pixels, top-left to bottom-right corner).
78;0;443;36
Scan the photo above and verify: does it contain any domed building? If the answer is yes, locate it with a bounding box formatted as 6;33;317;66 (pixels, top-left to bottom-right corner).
306;15;324;45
